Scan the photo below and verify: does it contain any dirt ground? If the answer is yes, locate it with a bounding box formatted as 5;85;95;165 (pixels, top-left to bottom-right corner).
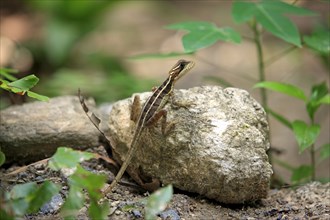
1;146;329;220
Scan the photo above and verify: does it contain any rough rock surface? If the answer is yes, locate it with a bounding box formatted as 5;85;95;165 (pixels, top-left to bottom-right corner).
0;96;100;164
108;86;273;204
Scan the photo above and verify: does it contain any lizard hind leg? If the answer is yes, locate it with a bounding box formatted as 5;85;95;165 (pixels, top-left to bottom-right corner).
130;95;142;123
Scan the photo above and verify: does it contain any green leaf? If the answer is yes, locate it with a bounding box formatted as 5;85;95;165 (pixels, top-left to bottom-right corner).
8;74;39;91
28;181;60;213
10;198;29;216
62;165;108;219
10;182;38;199
166;21;241;52
0;68;18;81
292;120;320;153
232;1;257;23
48;147;95;171
265;108;292;129
88;200;109;220
129;52;194;60
0;150;5;167
145;185;173;220
319;143;330;161
9;181;60;215
304;28;330;54
318;94;330;104
232;0;316;47
254;81;307;101
69;165;107;200
291;165;312;183
27;91;50;101
306;82;329;119
61;185;84;220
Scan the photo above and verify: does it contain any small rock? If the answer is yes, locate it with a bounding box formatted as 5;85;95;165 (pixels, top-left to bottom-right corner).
159;209;180;220
0;96;100;164
132;210;142;218
40;194;63;214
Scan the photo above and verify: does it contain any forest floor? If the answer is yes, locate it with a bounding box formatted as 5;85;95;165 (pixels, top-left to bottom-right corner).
1;146;329;220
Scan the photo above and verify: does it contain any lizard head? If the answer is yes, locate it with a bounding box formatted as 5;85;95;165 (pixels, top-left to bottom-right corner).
169;59;195;82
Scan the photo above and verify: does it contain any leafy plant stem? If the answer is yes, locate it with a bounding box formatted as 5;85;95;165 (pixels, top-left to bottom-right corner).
310;143;315;181
251;20;267;109
251;20;272;164
310;118;316;181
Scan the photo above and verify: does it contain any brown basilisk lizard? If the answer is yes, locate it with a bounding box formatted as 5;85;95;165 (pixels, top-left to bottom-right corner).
104;59;195;194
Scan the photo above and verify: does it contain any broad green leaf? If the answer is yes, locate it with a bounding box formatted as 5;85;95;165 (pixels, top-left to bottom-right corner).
27;91;50;101
319;143;330;161
61;185;84;220
10;182;38;199
145;185;173;220
304;28;330;54
10;198;29;216
306;82;329;119
291;165;312;183
8;74;39;91
318;94;330;104
48;147;95;171
309;82;329;103
129;52;193;60
27;181;60;213
0;150;5;167
232;0;316;47
69;165;107;200
256;10;301;47
232;1;257;23
166;22;241;52
0;68;18;81
9;181;59;215
265;108;292;129
292;120;320;153
88;200;109;220
254;81;307;101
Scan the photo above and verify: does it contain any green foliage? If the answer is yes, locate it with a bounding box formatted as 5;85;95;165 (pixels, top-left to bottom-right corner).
48;147;109;220
304;27;330;55
254;81;307;101
265;108;291;129
307;82;329;120
136;0;328;185
2;181;60;218
256;81;329;182
0;149;5;167
320;143;330;161
166;21;241;52
232;0;315;47
26;0;115;67
145;185;173;220
291;165;313;183
0;68;49;102
48;147;94;170
292;121;320;153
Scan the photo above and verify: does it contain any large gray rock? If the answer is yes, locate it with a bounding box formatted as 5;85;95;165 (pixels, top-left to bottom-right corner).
108;86;272;204
0;96;100;164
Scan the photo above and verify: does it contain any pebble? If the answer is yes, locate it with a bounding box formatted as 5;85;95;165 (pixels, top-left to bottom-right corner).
40;194;64;214
159;209;180;220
